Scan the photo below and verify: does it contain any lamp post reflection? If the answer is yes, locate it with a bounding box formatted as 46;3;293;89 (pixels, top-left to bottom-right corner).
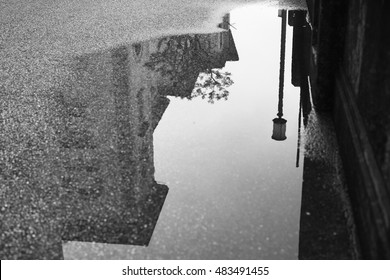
272;9;287;141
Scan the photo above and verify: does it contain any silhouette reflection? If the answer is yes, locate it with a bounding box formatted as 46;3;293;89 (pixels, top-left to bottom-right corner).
0;15;237;259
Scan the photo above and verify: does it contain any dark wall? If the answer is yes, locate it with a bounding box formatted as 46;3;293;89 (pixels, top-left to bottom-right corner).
307;0;390;258
306;0;348;111
339;0;390;259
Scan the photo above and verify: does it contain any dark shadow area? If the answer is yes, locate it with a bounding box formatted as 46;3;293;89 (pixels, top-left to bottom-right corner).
285;9;358;259
306;0;390;258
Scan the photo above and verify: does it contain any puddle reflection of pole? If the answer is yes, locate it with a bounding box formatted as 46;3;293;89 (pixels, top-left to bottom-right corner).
296;95;302;167
272;9;287;141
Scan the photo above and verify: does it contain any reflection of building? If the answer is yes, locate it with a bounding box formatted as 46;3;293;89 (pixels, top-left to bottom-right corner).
59;17;238;246
146;14;239;100
201;14;239;68
57;44;170;248
0;14;238;259
59;22;238;249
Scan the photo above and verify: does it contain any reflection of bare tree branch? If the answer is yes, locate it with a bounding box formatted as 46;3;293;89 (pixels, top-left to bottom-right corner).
145;34;234;103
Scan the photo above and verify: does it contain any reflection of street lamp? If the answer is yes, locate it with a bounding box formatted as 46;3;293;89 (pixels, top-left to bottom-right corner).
272;117;287;141
272;9;287;141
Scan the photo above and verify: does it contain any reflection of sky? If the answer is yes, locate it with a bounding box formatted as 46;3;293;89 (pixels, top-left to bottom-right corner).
64;4;303;259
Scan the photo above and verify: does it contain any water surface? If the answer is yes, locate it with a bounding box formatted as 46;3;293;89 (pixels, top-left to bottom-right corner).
0;0;308;260
63;5;304;260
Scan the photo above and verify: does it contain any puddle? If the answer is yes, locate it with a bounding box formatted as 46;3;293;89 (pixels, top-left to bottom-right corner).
0;1;312;259
63;5;307;259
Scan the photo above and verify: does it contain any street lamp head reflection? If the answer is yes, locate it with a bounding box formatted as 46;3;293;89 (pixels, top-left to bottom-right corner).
272;117;287;141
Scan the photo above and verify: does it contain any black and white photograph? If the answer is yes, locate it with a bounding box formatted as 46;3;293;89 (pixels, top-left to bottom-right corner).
1;0;389;265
